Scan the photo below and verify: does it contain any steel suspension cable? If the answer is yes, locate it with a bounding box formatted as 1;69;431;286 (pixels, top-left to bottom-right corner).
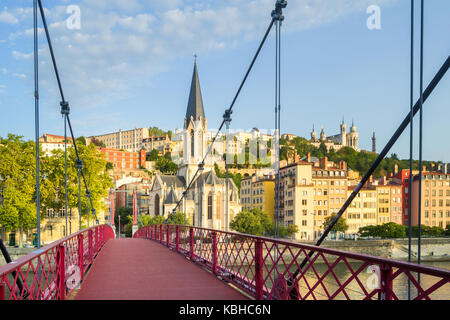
408;0;414;300
417;0;425;290
274;20;279;240
64;115;68;237
37;0;98;225
33;0;41;249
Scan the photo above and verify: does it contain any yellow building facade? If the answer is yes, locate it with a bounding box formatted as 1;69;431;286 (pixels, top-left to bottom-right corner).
240;175;275;221
345;187;378;235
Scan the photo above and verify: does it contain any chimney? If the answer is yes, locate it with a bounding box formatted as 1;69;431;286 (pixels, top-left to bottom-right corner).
394;163;399;175
369;175;373;184
307;152;311;163
383;176;387;185
437;163;442;172
320;157;328;169
444;163;449;174
340;161;347;171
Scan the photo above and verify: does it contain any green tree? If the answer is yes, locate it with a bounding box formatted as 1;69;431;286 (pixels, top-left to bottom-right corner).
148;127;167;137
167;212;190;225
150;215;166;225
125;215;134;237
0;135;38;247
41;142;112;224
114;207;132;235
76;136;87;146
156;157;177;175
147;149;160;161
323;214;349;233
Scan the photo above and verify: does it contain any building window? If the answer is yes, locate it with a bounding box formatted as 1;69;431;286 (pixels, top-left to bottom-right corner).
155;194;160;216
208;193;213;220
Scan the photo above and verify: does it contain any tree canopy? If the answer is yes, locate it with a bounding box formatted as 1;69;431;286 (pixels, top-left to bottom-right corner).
0;134;113;245
358;223;449;238
0;135;37;246
230;208;298;238
323;214;349;233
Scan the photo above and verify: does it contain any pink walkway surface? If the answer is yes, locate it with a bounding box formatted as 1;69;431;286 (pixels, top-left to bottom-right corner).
74;238;247;300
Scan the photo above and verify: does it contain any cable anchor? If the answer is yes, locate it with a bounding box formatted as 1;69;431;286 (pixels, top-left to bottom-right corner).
271;0;287;22
60;101;70;116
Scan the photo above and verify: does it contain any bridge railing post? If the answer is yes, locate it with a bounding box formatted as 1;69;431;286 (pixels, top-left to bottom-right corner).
78;234;84;281
176;226;180;252
189;228;194;260
212;231;217;275
57;244;66;300
0;282;5;300
88;230;93;264
255;239;264;300
160;225;163;244
94;228;98;255
379;263;393;300
167;225;170;247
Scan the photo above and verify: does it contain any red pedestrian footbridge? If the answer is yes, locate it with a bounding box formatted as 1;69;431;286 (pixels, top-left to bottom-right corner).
0;224;449;300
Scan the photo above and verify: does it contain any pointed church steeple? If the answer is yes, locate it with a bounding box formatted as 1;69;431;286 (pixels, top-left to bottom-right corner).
184;58;205;129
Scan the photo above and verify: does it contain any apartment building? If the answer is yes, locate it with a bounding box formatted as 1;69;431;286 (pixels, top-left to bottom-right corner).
142;135;173;155
39;133;73;156
240;175;275;221
393;166;419;226
345;186;378;235
311;157;348;238
412;172;450;229
278;162;315;241
88;128;149;152
100;148;146;170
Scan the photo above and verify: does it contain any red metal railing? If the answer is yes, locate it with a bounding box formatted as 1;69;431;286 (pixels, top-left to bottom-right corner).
0;225;115;300
134;225;450;300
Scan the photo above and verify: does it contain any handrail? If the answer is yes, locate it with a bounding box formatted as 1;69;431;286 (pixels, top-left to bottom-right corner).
0;224;115;300
134;224;450;300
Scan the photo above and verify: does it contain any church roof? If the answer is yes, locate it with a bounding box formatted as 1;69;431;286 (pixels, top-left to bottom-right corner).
164;187;178;204
192;170;237;190
184;61;205;129
159;175;186;189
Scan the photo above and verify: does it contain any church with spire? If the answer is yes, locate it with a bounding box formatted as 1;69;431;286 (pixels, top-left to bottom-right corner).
149;60;241;230
310;118;360;152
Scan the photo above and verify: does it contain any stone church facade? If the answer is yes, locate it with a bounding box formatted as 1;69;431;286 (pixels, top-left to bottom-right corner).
149;61;240;230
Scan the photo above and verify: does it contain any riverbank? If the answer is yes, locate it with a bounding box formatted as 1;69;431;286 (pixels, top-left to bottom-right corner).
297;238;450;263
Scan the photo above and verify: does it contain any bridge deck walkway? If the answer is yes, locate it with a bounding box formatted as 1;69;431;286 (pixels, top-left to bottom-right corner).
73;238;247;300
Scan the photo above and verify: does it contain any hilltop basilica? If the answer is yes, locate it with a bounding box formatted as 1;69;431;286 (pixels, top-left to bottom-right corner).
149;61;241;230
310;119;360;152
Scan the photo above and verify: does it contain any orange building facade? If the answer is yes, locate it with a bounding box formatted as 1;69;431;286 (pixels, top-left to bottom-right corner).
100;148;146;170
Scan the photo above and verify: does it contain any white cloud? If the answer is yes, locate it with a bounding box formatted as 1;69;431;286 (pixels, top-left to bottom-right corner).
4;0;398;120
12;50;33;60
13;73;27;79
0;7;18;24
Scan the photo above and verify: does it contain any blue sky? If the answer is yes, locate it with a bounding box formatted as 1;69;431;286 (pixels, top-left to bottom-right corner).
0;0;449;162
